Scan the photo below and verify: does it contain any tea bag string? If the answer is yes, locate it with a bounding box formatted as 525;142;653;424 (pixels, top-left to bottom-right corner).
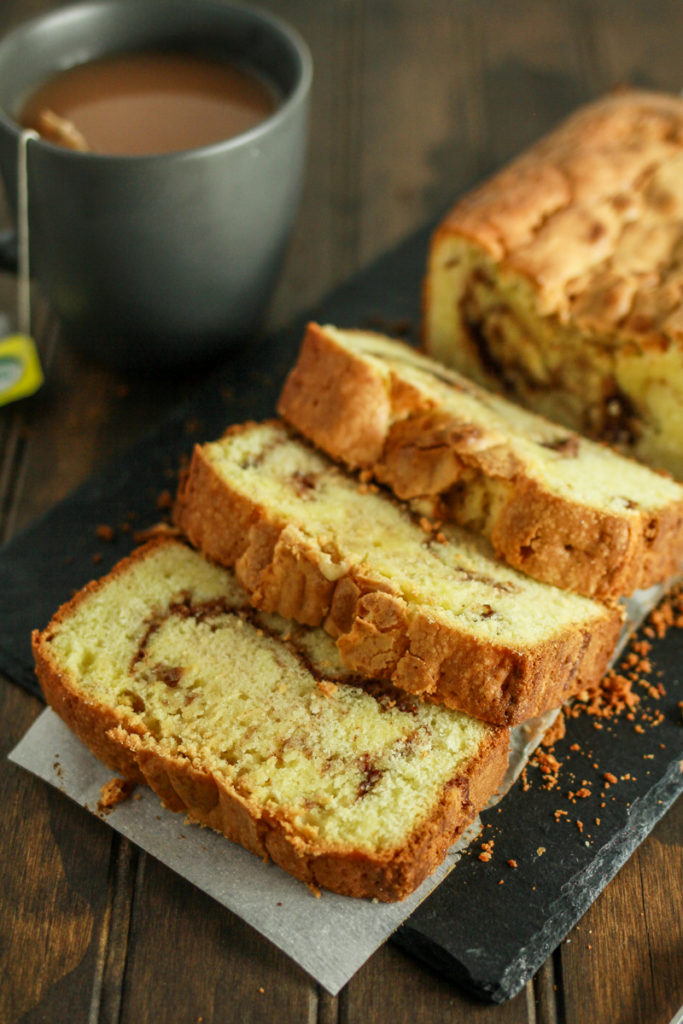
17;129;38;336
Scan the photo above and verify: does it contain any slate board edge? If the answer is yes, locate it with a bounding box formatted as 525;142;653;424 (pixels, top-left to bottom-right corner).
395;758;683;1003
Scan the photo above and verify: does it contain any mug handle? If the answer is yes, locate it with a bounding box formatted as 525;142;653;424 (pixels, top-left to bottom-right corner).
0;229;17;273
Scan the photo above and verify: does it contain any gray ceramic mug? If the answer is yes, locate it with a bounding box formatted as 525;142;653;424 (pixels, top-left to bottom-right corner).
0;0;312;369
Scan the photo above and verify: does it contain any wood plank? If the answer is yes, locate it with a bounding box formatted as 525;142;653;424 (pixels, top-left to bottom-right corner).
354;0;480;265
0;681;113;1024
343;941;531;1022
559;800;683;1024
119;853;317;1024
262;0;363;329
595;0;683;92
636;799;683;1023
0;0;64;34
474;0;592;174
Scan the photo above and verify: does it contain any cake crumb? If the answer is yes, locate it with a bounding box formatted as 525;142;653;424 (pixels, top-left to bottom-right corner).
478;839;495;862
98;777;136;813
156;489;174;510
316;680;338;698
133;521;182;545
542;714;566;747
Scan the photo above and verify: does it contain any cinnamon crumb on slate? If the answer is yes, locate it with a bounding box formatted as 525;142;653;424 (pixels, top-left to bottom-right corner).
95;523;115;542
532;748;561;790
541;714;566;748
478;839;495;862
157;489;174;510
516;580;683;847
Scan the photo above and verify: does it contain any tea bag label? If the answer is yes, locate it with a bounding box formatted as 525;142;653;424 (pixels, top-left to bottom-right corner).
0;334;43;406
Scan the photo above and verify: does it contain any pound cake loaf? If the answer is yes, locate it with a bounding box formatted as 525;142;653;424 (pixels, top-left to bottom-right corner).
423;90;683;479
32;537;510;902
278;323;683;599
175;420;623;726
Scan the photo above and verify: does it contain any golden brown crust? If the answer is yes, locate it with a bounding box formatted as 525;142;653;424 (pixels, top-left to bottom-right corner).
31;537;511;901
489;477;683;596
114;724;509;901
333;586;620;725
278;324;683;598
278;326;393;467
175;432;623;725
430;90;683;338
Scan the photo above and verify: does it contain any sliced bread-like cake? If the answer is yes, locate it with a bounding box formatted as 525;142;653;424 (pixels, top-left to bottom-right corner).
175;421;623;726
32;537;509;901
278;323;683;599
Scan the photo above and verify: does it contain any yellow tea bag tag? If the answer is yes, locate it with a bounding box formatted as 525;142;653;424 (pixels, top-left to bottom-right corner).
0;129;43;407
0;333;43;407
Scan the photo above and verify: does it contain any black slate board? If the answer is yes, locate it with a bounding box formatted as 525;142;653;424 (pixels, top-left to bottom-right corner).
1;221;681;1003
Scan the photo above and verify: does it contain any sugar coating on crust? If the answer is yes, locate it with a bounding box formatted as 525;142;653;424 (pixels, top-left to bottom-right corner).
278;323;683;598
424;90;683;478
175;421;623;725
32;538;508;901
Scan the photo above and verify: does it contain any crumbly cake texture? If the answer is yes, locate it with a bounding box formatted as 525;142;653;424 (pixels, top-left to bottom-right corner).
174;421;623;726
423;89;683;479
32;538;509;901
278;323;683;599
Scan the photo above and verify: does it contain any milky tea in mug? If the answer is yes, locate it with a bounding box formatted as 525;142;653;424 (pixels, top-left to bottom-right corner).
19;50;279;155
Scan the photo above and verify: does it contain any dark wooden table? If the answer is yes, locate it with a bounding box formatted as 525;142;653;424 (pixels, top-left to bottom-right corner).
1;2;682;1022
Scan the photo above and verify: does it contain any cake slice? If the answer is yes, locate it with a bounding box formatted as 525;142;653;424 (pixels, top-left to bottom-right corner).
277;323;683;599
32;537;509;902
175;420;623;726
423;90;683;480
